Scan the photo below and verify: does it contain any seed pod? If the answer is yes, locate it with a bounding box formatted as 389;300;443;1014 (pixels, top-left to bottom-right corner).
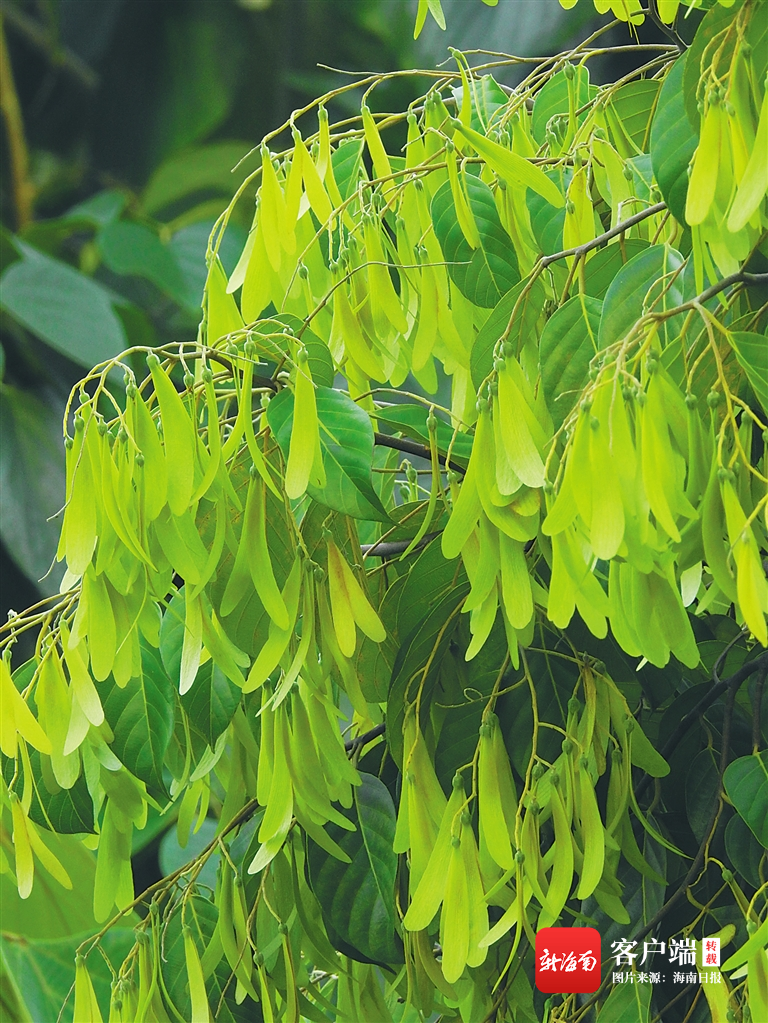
497;361;545;489
147;355;196;517
327;539;385;657
404;780;465;931
244;556;302;692
728;86;768;232
440;829;470;983
205;256;245;346
285;353;324;500
74;954;104;1023
574;760;604;900
183;924;211;1023
478;716;514;870
0;657;52;760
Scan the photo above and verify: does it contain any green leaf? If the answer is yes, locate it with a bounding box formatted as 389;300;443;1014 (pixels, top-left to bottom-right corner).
685;747;720;843
142;141;255;215
387;581;469;768
470;274;545;390
180;660;241;748
526;168;572;256
725;814;765;888
728;332;768;416
583;239;649;300
161;889;254;1023
610;80;660;153
0;387;66;594
65;190;127;227
100;641;176;798
723;752;768;848
307;772;402;964
267;386;390;522
0;244;127;369
0;832;111;939
451;75;509;133
98;221;188;305
0;927;134;1023
683;2;736;130
598;244;684;350
263;313;335;388
651;53;698;225
373;404;473;465
332;139;365;201
539;294;603;430
596;977;651;1022
170;219;248;312
159;819;220;892
431;175;520;308
531;66;594;144
25;750;94;835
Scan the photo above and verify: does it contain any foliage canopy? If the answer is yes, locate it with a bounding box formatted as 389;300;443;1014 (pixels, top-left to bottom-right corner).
2;1;768;1020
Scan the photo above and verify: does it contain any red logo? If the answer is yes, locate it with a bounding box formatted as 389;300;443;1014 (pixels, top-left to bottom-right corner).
535;927;601;993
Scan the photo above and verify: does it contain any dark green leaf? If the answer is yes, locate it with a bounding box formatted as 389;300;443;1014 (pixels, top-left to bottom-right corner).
100;642;175;798
596;966;651;1021
651;54;698;225
268;313;334;388
0;387;66;594
65;190;127;227
728;332;768;416
431;175;520;308
373;404;472;465
451;75;509;133
526;168;572;256
170;220;248;311
610;80;660;152
332;139;365;201
582;239;649;300
685;748;720;843
683;3;737;130
98;221;188;305
725;813;765;888
0;927;134;1023
26;751;94;835
470;275;545;390
267;386;390;522
307;772;402;964
723;752;768;848
159;819;220;891
0;244;127;368
598;244;684;349
387;582;469;767
161;890;254;1023
180;660;241;748
142;141;254;215
539;294;603;430
531;66;594;144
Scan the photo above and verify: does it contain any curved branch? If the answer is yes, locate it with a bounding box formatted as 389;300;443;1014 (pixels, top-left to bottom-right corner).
374;431;466;474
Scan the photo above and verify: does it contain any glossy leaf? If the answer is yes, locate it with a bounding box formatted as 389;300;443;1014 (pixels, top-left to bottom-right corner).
268;386;390;522
725;814;765;888
431;175;520;307
610;80;660;152
539;294;603;429
582;239;649;300
526;168;572;255
98;220;188;305
598;244;684;349
729;332;768;416
100;642;176;797
596;965;651;1021
723;752;768;848
180;661;241;748
531;66;594;144
470;275;545;389
307;772;402;964
650;54;698;226
373;405;472;465
0;243;127;368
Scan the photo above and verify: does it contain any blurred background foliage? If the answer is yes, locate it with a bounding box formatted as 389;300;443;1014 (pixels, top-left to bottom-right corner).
0;0;672;638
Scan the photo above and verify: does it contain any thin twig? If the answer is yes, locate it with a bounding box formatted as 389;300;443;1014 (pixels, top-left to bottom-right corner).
361;534;438;559
647;0;687;52
0;15;34;228
1;4;99;90
344;722;385;752
374;431;466;474
541;202;667;268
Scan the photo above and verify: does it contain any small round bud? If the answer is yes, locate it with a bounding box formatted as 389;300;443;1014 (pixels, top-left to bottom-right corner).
183;372;195;389
135;452;145;468
624;716;635;734
452;772;464;790
427;412;438;433
515;849;525;864
563;62;575;81
532;763;545;781
297;347;309;365
590;415;600;431
566;199;575;215
298;263;309;280
480;722;491;739
579;755;589;771
502;340;515;358
97;418;108;436
451;835;461;849
636;390;647;408
747;919;757;935
562;738;573;756
579;397;592;413
461;810;471;826
65;436;74;450
684;393;697;409
74;414;84;432
146;353;160;369
707;390;721;408
494;358;506;374
543;480;554;495
126;383;137;400
551;769;560;787
201;367;213;384
278;922;289;935
623;164;634;181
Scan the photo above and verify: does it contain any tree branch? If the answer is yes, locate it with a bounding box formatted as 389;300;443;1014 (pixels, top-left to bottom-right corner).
0;16;34;229
361;533;439;559
2;4;99;91
374;431;466;474
541;202;667;268
344;722;386;752
646;0;687;52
